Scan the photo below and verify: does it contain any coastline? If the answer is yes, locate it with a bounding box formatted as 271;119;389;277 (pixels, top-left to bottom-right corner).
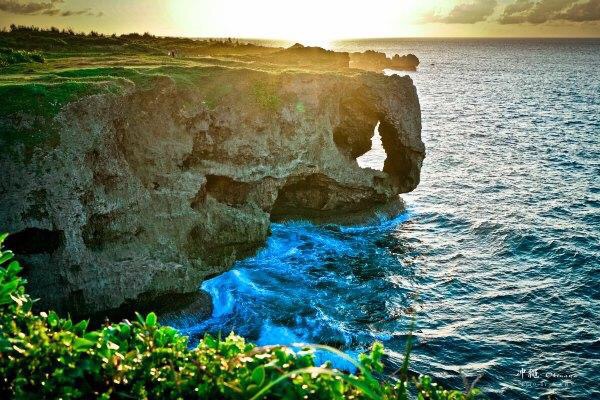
0;29;424;319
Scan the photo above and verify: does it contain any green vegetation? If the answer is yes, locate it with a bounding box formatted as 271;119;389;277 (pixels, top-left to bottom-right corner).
0;79;122;152
252;81;282;111
0;25;469;399
0;24;276;58
0;25;364;154
0;63;218;152
0;234;481;399
0;48;44;67
0;25;280;152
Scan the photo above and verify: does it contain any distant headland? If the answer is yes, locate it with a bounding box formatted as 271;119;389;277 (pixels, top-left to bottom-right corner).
1;24;419;72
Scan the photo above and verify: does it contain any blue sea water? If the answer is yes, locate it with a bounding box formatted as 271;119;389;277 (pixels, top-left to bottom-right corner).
170;39;600;399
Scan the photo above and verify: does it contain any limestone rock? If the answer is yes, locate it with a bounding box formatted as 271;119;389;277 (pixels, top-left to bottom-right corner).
350;50;420;72
0;67;424;317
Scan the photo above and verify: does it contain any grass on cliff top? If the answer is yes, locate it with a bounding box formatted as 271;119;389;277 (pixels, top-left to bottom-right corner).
0;25;280;58
0;25;362;153
0;61;221;151
0;78;126;151
0;234;482;399
0;55;319;152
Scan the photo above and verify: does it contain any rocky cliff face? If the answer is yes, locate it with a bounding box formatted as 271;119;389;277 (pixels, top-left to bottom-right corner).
0;66;423;317
350;51;420;72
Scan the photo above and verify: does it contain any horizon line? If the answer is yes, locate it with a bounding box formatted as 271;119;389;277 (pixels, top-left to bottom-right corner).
3;24;600;41
232;36;600;41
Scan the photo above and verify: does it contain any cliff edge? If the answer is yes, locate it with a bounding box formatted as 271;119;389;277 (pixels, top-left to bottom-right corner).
0;50;423;318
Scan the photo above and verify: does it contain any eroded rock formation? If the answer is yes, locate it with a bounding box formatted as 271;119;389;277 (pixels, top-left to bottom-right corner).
260;45;420;72
350;51;420;72
0;66;423;318
267;43;350;69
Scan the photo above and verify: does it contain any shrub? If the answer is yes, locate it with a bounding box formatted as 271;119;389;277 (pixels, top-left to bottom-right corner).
0;47;44;67
0;234;481;399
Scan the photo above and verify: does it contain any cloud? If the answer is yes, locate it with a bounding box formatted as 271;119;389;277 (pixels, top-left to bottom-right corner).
557;0;600;21
0;0;101;17
0;0;61;15
42;8;91;17
423;0;498;24
499;0;600;23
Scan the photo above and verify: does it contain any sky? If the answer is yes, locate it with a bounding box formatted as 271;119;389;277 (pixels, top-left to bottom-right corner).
0;0;599;40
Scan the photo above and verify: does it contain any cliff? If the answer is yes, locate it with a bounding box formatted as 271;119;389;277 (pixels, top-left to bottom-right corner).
350;51;420;72
0;44;423;318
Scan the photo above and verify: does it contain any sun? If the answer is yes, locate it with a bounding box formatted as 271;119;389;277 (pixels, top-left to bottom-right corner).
170;0;428;41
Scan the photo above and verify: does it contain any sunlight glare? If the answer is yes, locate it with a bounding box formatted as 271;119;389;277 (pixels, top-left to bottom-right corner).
170;0;431;41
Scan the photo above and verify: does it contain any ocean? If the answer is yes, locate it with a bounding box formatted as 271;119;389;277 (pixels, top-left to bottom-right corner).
169;39;600;399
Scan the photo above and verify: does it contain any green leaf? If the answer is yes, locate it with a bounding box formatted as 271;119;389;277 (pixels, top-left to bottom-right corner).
47;310;59;327
0;233;8;246
246;384;258;394
84;331;101;341
293;343;369;379
145;312;157;327
203;334;217;349
73;319;88;335
7;261;21;275
341;375;382;400
119;322;131;336
73;337;94;352
249;367;381;400
0;279;20;301
400;320;415;381
0;251;14;266
135;311;145;325
251;365;265;386
62;319;73;330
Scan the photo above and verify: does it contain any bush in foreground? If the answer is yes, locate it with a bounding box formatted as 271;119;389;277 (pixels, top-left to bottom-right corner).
0;234;481;399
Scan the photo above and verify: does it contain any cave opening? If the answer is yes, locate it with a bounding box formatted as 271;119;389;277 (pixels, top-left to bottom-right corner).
5;228;63;255
270;174;333;220
204;175;251;206
356;121;385;171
